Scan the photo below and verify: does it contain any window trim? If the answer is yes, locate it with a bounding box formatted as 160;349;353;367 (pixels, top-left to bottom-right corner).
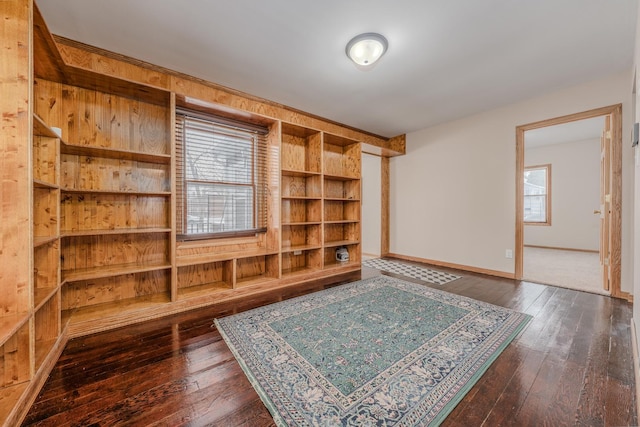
177;227;267;242
175;110;269;241
524;163;552;226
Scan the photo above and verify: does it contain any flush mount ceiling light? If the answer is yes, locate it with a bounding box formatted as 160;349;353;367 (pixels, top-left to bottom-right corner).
346;32;388;69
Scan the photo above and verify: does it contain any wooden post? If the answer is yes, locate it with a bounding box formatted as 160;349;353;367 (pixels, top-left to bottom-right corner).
381;156;390;256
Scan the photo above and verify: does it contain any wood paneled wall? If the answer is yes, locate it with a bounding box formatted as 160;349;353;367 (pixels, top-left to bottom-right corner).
50;38;404;155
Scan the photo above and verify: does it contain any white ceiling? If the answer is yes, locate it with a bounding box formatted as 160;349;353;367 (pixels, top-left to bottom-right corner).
37;0;637;138
525;116;605;148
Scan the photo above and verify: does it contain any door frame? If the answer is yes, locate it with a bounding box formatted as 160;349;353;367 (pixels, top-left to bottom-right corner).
515;104;625;299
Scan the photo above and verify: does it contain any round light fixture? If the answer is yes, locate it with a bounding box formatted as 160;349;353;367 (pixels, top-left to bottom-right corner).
346;33;388;68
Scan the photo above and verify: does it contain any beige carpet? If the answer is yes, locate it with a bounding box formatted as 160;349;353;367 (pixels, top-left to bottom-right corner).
523;246;606;295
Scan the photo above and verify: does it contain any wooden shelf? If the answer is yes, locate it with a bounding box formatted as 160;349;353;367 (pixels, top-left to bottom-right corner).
33;179;58;189
61;310;72;331
64;293;171;327
324;132;359;148
0;382;30;427
34;287;58;313
177;281;233;300
33;186;58;242
324;220;359;224
282;244;322;253
281;123;321;178
60;193;169;232
62;227;171;237
0;322;30;392
61;188;171;197
281;169;321;178
324;222;359;251
177;259;233;299
323;259;361;270
236;253;279;288
282;247;321;277
282;266;319;277
34;235;59;248
323;240;360;271
33;114;59;138
177;248;279;267
34;293;60;372
324;199;359;223
324;177;360;200
281;198;321;224
0;313;30;348
324;239;360;248
281;196;322;200
282;221;322;226
62;261;171;283
281;122;321;139
34;337;58;370
235;275;278;289
324;197;360;201
282;173;321;199
61;140;171;164
282;223;321;256
323;173;360;181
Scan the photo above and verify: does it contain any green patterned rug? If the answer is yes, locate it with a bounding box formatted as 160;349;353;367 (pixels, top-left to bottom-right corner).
215;276;531;426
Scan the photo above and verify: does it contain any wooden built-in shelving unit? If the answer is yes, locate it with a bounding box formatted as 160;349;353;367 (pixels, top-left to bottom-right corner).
0;1;403;425
279;123;362;277
31;78;174;336
32;114;62;365
280;123;323;276
176;247;281;297
322;134;362;270
0;105;66;425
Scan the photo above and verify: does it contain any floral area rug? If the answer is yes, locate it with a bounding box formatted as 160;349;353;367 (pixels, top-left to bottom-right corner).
215;276;531;426
362;258;461;285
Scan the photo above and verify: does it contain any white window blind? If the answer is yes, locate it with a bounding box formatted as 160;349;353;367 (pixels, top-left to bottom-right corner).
176;111;269;239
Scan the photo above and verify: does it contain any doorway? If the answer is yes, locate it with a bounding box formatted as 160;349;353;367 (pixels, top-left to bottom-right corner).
515;104;623;298
362;153;382;259
522;117;603;293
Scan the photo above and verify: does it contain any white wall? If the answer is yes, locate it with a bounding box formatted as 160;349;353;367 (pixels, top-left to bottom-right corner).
390;70;634;293
524;138;600;251
362;153;382;257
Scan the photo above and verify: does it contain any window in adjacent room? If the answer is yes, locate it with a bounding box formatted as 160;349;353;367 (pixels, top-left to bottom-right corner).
524;164;551;225
176;110;269;239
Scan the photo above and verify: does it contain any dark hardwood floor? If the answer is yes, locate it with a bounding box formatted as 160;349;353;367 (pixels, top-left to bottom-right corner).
23;263;637;426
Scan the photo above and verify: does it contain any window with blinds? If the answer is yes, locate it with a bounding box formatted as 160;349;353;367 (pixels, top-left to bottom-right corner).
176;110;269;239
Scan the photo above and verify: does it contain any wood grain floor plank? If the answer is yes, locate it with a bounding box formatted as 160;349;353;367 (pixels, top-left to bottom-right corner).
443;344;523;426
478;346;546;426
574;296;613;426
30;327;223;411
23;263;637;426
604;379;634;427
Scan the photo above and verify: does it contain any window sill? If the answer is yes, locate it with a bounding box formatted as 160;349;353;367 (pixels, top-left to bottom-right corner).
177;228;267;242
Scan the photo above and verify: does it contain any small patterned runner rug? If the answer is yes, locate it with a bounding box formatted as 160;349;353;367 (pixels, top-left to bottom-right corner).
363;258;461;285
215;276;531;426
